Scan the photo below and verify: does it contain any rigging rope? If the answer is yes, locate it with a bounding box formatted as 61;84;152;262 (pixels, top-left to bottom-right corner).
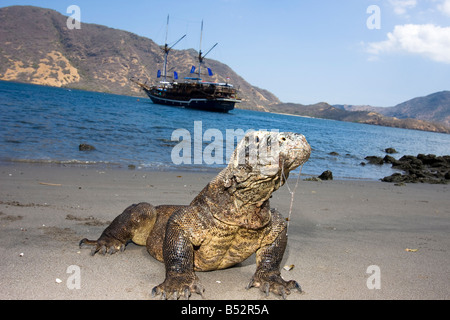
280;161;304;236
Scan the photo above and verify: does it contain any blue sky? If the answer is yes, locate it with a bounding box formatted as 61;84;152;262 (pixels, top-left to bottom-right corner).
1;0;450;107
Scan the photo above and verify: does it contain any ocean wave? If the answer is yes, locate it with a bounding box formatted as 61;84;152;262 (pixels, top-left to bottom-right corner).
4;158;120;166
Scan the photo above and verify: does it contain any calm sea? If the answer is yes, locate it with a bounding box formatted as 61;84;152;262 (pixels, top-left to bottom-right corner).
1;81;449;180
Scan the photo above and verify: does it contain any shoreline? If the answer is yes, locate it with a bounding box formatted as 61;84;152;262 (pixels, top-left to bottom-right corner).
0;158;379;182
1;163;449;300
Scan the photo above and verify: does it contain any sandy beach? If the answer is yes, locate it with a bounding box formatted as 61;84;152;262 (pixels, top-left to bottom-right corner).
0;163;449;300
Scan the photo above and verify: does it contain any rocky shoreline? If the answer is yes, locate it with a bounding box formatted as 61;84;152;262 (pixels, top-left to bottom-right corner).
363;152;450;184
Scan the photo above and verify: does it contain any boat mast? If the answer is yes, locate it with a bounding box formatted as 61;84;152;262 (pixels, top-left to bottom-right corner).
162;15;186;82
162;15;169;82
197;20;203;80
197;20;218;81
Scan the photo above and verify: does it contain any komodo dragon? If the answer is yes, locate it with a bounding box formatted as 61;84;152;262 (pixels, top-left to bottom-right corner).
80;131;311;299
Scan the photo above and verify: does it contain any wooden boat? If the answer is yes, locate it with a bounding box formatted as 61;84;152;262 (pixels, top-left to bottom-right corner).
131;17;240;113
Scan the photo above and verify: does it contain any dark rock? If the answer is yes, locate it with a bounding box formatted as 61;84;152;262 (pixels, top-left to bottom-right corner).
398;155;417;163
79;143;96;151
318;170;333;180
364;156;384;165
385;148;397;154
381;153;450;184
383;155;397;164
381;173;405;183
392;162;413;171
392;155;422;170
417;154;436;165
329;152;339;156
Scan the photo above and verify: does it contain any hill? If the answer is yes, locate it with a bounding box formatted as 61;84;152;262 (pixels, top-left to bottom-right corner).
0;5;279;110
335;91;450;127
380;91;450;127
268;102;450;133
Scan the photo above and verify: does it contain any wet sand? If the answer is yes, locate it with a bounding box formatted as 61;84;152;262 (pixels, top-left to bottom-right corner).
0;163;449;300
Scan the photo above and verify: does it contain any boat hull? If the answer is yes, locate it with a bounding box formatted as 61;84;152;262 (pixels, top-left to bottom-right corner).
145;90;238;113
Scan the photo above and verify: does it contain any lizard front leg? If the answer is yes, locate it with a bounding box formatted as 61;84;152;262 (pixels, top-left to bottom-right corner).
80;202;156;255
151;215;204;300
247;227;302;299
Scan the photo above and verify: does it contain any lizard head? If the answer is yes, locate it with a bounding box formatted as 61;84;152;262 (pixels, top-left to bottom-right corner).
230;130;310;178
223;131;311;201
205;131;311;228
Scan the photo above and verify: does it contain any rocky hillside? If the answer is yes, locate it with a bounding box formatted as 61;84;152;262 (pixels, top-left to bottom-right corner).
380;91;450;127
268;102;450;133
0;6;280;110
335;91;450;128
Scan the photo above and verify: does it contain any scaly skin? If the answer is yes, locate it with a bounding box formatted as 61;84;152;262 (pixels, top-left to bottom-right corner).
80;131;311;299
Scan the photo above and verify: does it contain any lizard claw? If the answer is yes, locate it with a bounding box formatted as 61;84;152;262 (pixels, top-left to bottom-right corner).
263;283;270;297
280;288;287;300
151;274;204;300
246;271;302;299
79;237;127;256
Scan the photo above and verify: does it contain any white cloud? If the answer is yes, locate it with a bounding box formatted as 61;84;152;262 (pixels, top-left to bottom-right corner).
389;0;418;15
367;24;450;64
438;0;450;16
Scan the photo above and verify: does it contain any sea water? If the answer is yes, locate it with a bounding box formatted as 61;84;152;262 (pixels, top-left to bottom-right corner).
1;81;449;180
